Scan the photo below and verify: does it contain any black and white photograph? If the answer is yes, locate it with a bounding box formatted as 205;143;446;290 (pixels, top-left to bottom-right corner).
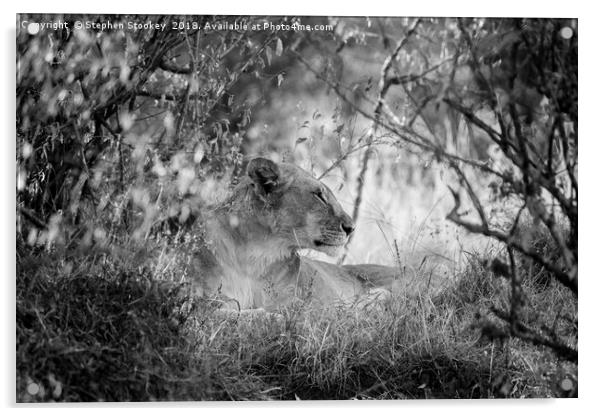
15;12;578;402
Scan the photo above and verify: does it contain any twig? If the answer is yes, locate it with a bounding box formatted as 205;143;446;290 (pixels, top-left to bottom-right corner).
490;307;577;363
18;207;47;229
317;141;374;180
450;163;488;227
159;59;192;75
340;18;422;262
295;50;511;182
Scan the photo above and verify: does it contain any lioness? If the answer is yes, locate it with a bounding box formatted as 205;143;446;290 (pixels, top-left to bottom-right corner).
191;157;401;310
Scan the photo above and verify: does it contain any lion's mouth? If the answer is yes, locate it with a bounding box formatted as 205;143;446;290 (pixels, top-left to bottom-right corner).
313;240;344;247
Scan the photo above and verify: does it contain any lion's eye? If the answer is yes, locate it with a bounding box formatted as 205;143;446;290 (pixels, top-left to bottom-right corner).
313;190;328;205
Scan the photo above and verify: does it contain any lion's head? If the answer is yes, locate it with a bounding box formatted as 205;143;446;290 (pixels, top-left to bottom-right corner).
224;157;355;257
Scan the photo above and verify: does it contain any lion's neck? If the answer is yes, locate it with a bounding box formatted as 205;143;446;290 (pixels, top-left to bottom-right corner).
203;184;300;307
208;213;296;275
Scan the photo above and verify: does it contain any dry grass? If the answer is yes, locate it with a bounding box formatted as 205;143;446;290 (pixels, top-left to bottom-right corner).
16;232;577;401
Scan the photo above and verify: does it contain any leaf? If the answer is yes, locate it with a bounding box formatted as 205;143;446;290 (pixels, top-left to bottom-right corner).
275;38;283;56
193;145;205;164
265;46;273;66
277;73;284;87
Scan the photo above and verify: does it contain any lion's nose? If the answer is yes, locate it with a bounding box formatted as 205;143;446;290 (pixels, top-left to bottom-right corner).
341;222;355;237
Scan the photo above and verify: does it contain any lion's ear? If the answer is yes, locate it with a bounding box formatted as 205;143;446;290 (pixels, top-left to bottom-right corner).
247;157;281;196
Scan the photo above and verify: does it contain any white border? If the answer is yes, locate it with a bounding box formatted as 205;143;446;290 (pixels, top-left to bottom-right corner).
3;0;586;17
3;2;599;416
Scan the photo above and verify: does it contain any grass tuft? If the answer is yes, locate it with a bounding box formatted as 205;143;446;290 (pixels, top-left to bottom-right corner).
16;240;577;401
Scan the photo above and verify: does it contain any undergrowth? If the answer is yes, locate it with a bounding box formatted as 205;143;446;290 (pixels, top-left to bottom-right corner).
16;242;577;402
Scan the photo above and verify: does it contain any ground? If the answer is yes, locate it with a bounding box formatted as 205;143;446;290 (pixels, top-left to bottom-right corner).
16;241;577;402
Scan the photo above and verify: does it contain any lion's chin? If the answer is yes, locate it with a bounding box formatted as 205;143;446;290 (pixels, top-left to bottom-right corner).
312;241;345;257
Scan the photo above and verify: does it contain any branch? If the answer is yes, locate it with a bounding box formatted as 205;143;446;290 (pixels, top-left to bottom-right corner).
136;89;207;103
341;18;422;262
446;187;577;295
203;33;280;124
443;98;577;223
317;141;374;181
295;51;511;184
443;99;505;144
557;120;578;198
450;163;488;227
491;307;577;363
18;207;47;229
159;59;192;75
136;89;177;101
386;57;454;87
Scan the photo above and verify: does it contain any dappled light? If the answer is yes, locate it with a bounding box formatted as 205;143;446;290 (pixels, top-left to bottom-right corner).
16;15;577;401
